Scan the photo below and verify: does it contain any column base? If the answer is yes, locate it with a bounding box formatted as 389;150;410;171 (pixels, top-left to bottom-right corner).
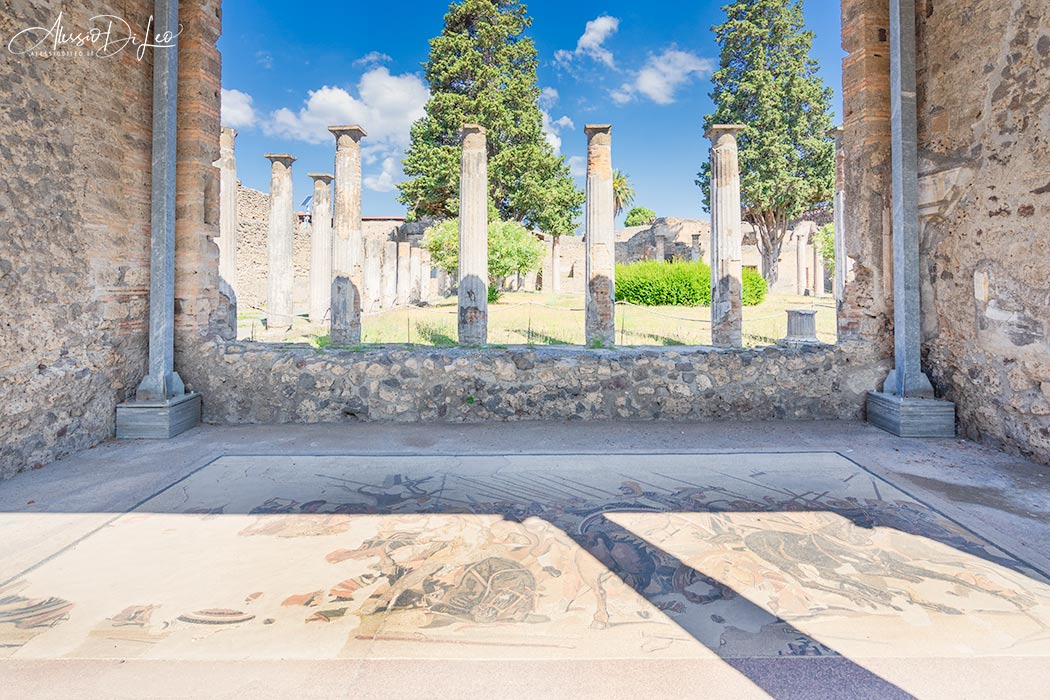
116;392;202;439
866;391;956;438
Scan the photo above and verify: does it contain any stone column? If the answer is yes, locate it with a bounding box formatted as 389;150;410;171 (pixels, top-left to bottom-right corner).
653;235;666;263
795;230;808;296
329;126;366;344
409;247;423;303
363;237;382;313
419;249;434;303
706;125;745;348
691;234;702;262
216;127;238;302
396;242;411;306
381;240;398;309
584;124;615;347
550;237;562;294
117;0;200;439
307;173;334;324
813;237;826;295
458;125;489;346
867;0;955;437
264;154;296;329
829;126;847;305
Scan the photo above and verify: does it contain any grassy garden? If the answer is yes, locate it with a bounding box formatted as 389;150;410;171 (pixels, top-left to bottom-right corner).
237;290;836;348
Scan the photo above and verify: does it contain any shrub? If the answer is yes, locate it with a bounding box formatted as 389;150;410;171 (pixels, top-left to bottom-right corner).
624;206;657;227
423;218;544;296
742;267;768;306
616;260;711;307
616;260;768;307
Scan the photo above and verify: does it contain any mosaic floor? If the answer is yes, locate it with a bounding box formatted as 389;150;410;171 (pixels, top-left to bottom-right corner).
2;452;1049;664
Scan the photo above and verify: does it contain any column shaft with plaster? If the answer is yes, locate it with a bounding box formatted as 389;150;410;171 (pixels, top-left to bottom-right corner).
458;125;488;346
216;127;238;303
265;154;296;329
396;242;411;306
329;126;366;344
584;125;615;347
308;173;334;324
363;237;382;313
381;241;398;309
707;125;745;348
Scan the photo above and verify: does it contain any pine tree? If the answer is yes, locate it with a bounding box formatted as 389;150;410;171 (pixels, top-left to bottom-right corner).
696;0;835;285
398;0;583;238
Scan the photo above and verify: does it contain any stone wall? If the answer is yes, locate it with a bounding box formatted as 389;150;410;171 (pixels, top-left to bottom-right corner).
180;340;887;424
916;0;1050;463
0;1;155;478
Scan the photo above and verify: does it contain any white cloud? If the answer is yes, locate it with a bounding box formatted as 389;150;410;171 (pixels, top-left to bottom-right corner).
611;49;713;105
364;157;400;193
537;87;574;154
220;88;257;128
555;15;620;68
354;51;392;67
567;156;586;177
265;67;429;192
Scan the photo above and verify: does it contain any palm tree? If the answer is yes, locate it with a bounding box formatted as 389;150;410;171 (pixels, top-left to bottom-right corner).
612;169;636;218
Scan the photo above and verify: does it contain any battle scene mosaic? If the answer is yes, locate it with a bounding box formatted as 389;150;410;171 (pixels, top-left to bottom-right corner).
1;453;1048;662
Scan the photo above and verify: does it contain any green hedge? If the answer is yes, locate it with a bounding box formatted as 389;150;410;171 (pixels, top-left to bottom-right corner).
615;260;767;307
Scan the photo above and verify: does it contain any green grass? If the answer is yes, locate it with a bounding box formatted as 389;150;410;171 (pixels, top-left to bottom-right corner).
237;291;837;348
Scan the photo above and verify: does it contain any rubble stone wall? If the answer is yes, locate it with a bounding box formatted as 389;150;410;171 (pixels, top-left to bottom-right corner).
180;340;887;424
0;0;156;477
916;0;1050;463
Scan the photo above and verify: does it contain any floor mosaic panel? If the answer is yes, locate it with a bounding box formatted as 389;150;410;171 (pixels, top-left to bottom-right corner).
2;452;1048;662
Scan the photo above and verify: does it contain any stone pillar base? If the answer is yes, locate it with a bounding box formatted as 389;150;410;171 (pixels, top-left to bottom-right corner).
866;391;956;438
116;392;202;439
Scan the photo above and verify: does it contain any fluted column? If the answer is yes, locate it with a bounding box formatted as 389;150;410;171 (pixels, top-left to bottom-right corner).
706;125;745;348
584;124;615;347
264;153;296;330
329;125;366;344
308;173;334;324
458;124;488;346
216;127;238;302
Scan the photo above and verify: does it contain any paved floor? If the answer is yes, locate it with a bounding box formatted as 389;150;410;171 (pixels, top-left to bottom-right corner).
1;421;1049;699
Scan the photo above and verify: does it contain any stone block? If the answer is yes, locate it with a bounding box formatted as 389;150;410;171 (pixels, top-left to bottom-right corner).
866;391;956;438
116;393;201;439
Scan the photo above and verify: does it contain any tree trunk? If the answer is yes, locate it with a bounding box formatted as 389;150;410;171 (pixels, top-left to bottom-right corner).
750;210;788;288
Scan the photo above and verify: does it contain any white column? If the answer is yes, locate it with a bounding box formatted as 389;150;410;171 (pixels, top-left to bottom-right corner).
216;127;238;302
308;173;333;324
706;125;745;348
328;125;366;344
458;124;489;346
264;153;296;330
584;124;615;347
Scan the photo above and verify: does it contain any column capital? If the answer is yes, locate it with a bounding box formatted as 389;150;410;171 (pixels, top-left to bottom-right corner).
308;172;334;184
828;125;845;145
220;125;237;141
584;124;612;137
705;124;746;140
460;124;487;146
264;153;296;166
328;125;367;142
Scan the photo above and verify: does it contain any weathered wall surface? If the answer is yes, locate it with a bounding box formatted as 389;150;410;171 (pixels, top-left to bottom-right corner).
181;341;887;424
0;1;155;477
916;1;1050;464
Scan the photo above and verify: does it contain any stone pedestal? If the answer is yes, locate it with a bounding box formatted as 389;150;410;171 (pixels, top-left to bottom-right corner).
308;173;334;324
117;393;202;439
784;309;820;346
458;125;489;346
264;153;296;329
329;126;366;343
584;124;616;347
707;125;745;348
866;392;956;438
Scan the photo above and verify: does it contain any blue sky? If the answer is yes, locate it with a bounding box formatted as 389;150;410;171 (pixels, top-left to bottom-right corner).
219;0;843;225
